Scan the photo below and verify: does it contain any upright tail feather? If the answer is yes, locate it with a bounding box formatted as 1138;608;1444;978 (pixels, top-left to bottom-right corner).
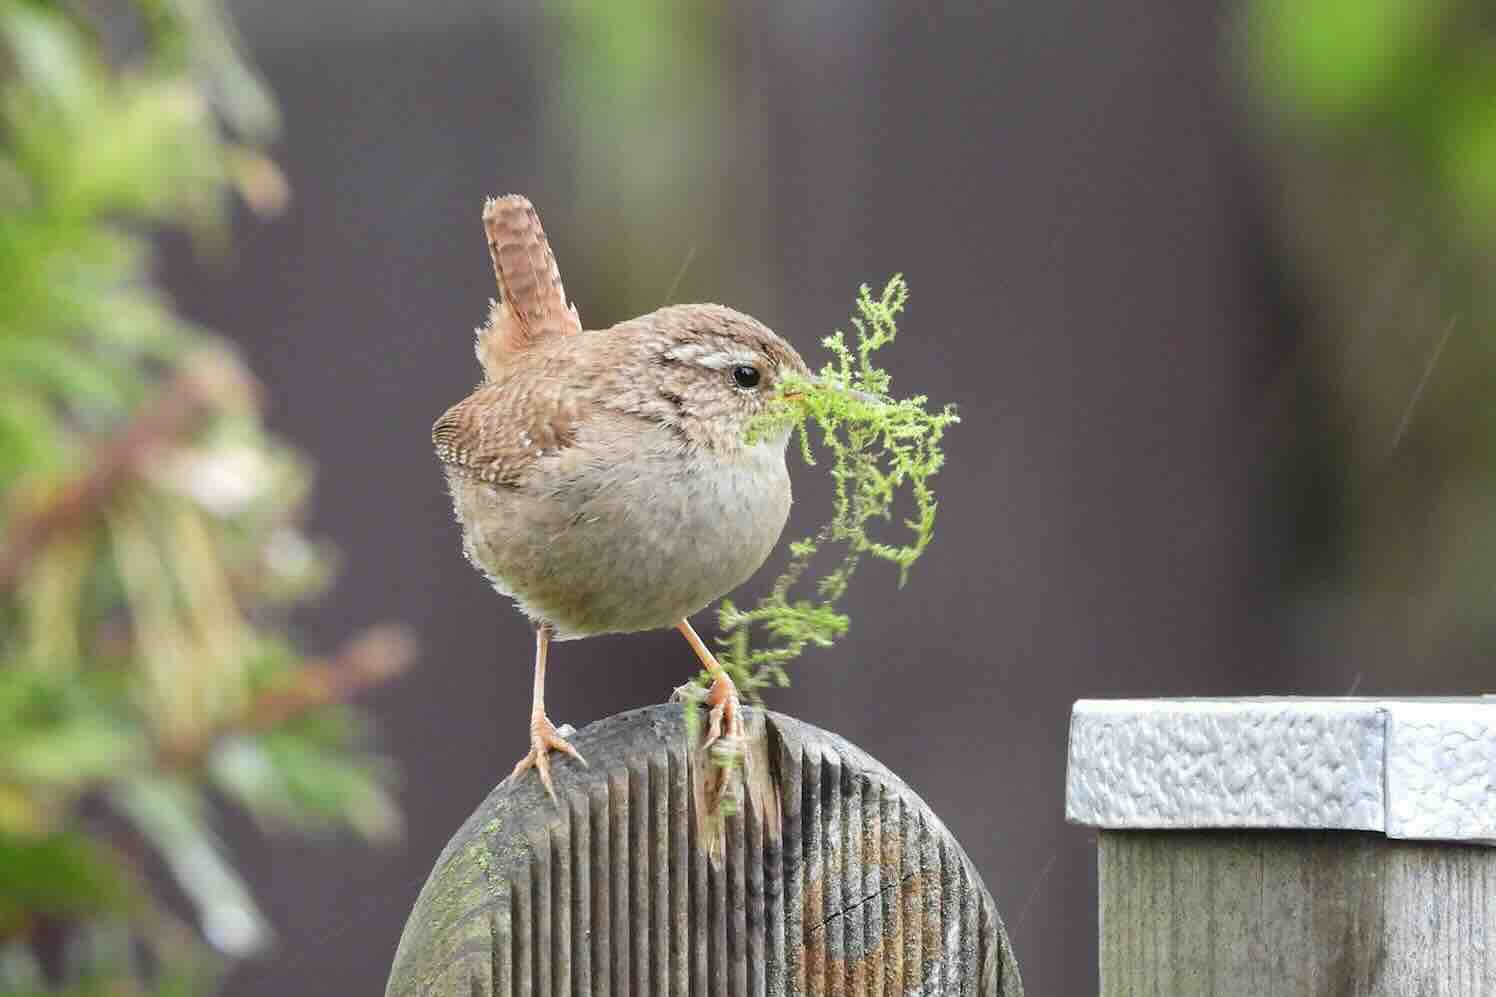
475;195;582;380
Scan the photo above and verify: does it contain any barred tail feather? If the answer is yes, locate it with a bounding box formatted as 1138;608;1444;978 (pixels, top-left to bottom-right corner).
474;194;582;379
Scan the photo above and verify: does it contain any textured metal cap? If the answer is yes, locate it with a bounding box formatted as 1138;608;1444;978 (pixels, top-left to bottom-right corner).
385;704;1022;997
1065;697;1496;844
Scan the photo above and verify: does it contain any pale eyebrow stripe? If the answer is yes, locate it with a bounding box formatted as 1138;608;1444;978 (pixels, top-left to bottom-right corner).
663;343;760;370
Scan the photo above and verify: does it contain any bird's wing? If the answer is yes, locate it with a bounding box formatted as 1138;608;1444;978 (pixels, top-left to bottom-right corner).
475;195;583;380
431;365;585;488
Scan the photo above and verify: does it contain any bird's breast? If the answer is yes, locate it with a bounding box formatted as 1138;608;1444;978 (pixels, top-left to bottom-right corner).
450;432;792;637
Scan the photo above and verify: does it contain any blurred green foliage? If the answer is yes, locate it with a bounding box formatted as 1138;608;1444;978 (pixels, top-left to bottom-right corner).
548;1;763;318
0;1;408;991
1240;0;1496;645
1247;0;1496;226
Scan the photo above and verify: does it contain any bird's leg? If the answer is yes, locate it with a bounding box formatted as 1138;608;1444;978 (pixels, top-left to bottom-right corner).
676;619;744;750
509;622;586;802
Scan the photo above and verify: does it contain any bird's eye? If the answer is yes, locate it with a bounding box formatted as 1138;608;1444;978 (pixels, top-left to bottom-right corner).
732;365;761;389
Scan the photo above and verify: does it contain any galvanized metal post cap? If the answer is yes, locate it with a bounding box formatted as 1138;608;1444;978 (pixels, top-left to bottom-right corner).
1065;696;1496;844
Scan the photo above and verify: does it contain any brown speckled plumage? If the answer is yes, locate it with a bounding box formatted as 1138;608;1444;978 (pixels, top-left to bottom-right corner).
432;193;809;800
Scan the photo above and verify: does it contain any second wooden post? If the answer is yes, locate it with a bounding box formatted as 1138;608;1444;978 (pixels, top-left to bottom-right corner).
1067;698;1496;996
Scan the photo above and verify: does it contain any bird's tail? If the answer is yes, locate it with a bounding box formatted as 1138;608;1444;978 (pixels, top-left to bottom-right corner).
474;194;582;379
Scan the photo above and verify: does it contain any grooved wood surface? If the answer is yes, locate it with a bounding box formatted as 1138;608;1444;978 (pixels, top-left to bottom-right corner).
1099;830;1496;996
385;705;1023;997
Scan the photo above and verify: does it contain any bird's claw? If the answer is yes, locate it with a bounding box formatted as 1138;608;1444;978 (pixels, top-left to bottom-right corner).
510;713;587;804
697;673;747;818
702;672;744;752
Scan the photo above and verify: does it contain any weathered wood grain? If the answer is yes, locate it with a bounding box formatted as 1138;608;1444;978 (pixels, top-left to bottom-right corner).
1099;830;1496;996
385;704;1023;997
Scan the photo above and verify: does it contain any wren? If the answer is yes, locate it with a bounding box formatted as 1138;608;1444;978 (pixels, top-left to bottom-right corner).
433;195;809;799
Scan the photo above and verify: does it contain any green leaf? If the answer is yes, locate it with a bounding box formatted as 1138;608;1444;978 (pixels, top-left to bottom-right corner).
0;669;145;790
0;335;133;414
109;777;269;958
0;4;95;108
0;830;130;925
0;392;62;489
210;731;400;842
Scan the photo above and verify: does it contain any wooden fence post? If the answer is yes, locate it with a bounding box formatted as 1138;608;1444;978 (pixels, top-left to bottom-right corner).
1066;698;1496;996
387;703;1024;996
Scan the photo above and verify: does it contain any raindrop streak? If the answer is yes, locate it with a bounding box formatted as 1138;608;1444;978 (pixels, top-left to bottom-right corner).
1387;316;1458;456
662;245;698;306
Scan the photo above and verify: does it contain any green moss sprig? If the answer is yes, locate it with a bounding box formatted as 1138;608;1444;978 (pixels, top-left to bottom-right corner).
699;275;958;702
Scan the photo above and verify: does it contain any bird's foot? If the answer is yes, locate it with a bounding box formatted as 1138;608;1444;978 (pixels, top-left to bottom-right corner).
701;672;748;820
702;671;745;753
672;671;749;816
510;713;587;803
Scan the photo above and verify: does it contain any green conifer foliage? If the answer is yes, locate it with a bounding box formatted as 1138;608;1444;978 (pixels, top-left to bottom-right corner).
0;3;409;991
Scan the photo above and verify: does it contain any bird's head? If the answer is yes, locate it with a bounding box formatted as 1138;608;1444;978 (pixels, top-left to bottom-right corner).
618;304;810;454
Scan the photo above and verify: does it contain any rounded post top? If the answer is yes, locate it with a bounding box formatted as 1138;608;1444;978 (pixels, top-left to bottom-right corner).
388;703;1025;996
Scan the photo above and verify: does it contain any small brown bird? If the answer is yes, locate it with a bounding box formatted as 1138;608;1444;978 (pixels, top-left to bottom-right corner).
433;195;809;800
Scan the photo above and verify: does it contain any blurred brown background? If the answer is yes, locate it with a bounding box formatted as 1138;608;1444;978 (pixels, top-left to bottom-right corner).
153;2;1489;994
